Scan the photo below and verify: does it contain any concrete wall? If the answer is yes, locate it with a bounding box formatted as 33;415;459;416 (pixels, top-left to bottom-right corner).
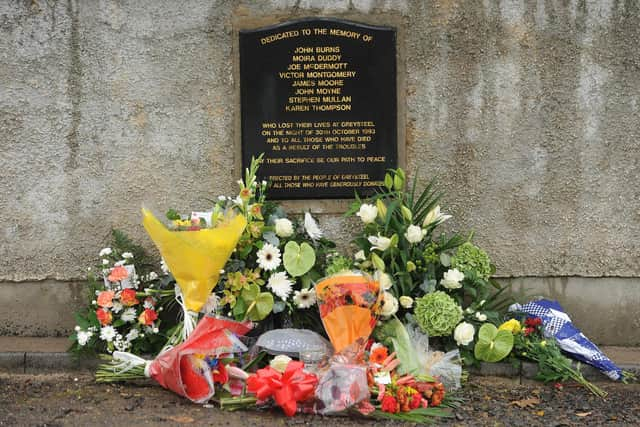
1;0;639;343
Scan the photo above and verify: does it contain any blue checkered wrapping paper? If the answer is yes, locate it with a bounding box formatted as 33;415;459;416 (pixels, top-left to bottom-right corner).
510;299;622;381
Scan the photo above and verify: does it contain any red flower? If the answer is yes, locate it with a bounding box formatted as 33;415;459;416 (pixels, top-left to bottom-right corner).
409;393;423;410
138;308;158;325
120;289;139;306
525;317;542;327
524;327;535;336
96;308;112;326
96;290;115;308
212;362;228;384
381;394;399;413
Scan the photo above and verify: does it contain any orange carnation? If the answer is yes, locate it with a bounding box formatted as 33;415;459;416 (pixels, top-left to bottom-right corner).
96;308;112;326
96;290;115;308
120;288;139;306
138;308;158;326
107;265;129;282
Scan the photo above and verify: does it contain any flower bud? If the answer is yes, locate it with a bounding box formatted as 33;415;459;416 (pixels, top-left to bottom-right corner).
400;205;413;222
376;199;387;220
406;261;416;272
371;253;385;272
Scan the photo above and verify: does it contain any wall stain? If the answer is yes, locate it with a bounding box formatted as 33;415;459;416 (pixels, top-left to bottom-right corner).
64;0;81;173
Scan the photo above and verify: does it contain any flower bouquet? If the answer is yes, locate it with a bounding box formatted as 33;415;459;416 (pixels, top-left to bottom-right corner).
141;207;246;343
70;230;174;357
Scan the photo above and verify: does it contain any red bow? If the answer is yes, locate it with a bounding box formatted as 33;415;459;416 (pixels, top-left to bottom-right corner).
246;361;318;417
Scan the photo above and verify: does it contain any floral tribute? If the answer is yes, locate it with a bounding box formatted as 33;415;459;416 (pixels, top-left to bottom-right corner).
78;155;634;423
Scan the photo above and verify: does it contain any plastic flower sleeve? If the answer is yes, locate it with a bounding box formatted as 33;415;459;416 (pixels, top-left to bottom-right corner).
314;272;382;354
512;299;623;381
314;363;369;415
141;208;246;313
255;328;332;357
147;316;253;403
429;350;462;390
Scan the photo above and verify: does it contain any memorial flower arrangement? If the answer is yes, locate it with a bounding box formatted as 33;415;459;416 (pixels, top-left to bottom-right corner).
347;167;512;364
74;153;630;423
209;155;337;333
69;230;176;356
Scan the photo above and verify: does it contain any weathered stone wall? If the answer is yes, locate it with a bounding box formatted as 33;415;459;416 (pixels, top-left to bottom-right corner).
1;0;639;343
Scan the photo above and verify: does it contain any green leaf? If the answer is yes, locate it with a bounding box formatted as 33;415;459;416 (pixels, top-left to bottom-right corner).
474;323;513;363
246;292;274;321
283;241;316;277
241;283;260;301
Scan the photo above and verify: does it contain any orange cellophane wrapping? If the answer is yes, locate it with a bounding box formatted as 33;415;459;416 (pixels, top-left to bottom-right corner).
315;273;381;354
141;208;246;313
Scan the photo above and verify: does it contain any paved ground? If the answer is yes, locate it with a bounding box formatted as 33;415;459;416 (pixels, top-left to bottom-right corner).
1;373;639;426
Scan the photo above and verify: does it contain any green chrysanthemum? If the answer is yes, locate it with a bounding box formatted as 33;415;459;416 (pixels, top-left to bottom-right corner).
414;291;463;337
451;242;492;280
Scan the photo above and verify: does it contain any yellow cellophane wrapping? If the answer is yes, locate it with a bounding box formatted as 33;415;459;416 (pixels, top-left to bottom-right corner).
142;208;246;313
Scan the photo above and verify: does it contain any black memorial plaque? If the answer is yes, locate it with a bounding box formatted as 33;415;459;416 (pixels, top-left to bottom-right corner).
239;18;397;199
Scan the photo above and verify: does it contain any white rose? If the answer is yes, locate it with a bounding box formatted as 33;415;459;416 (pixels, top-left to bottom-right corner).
441;268;464;289
404;224;426;244
475;312;487;322
269;354;292;373
454;322;475;346
380;292;399;317
354;250;366;261
399;296;413;309
374;270;393;290
356;203;378;224
368;234;391;252
274;218;294;238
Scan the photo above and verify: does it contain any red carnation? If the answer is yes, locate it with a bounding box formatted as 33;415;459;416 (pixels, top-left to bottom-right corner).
409;393;422;410
96;308;112;326
381;394;399;413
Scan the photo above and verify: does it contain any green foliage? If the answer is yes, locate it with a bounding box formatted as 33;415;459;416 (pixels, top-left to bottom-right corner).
452;242;492;281
473;323;513;362
414;291;463;337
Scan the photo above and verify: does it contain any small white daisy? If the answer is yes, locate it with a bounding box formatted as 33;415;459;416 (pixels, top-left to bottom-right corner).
111;301;123;314
267;271;293;301
99;326;117;342
256;243;281;271
125;328;139;342
147;271;158;281
121;307;136;323
102;259;109;266
122;252;134;259
293;288;316;309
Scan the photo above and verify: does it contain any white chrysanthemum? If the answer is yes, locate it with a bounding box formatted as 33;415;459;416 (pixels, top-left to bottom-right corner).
356;203;378;224
121;307;136;323
77;330;93;346
122;252;134;259
267;271;293;301
102;259;110;265
99;247;112;257
111;301;123;314
293;288;316;308
379;292;399;317
125;328;139;342
274;218;294;238
202;293;220;314
99;326;117;342
257;243;282;271
304;212;323;240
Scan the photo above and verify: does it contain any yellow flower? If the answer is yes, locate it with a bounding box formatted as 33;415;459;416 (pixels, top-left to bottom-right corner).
540;340;547;347
498;319;522;334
